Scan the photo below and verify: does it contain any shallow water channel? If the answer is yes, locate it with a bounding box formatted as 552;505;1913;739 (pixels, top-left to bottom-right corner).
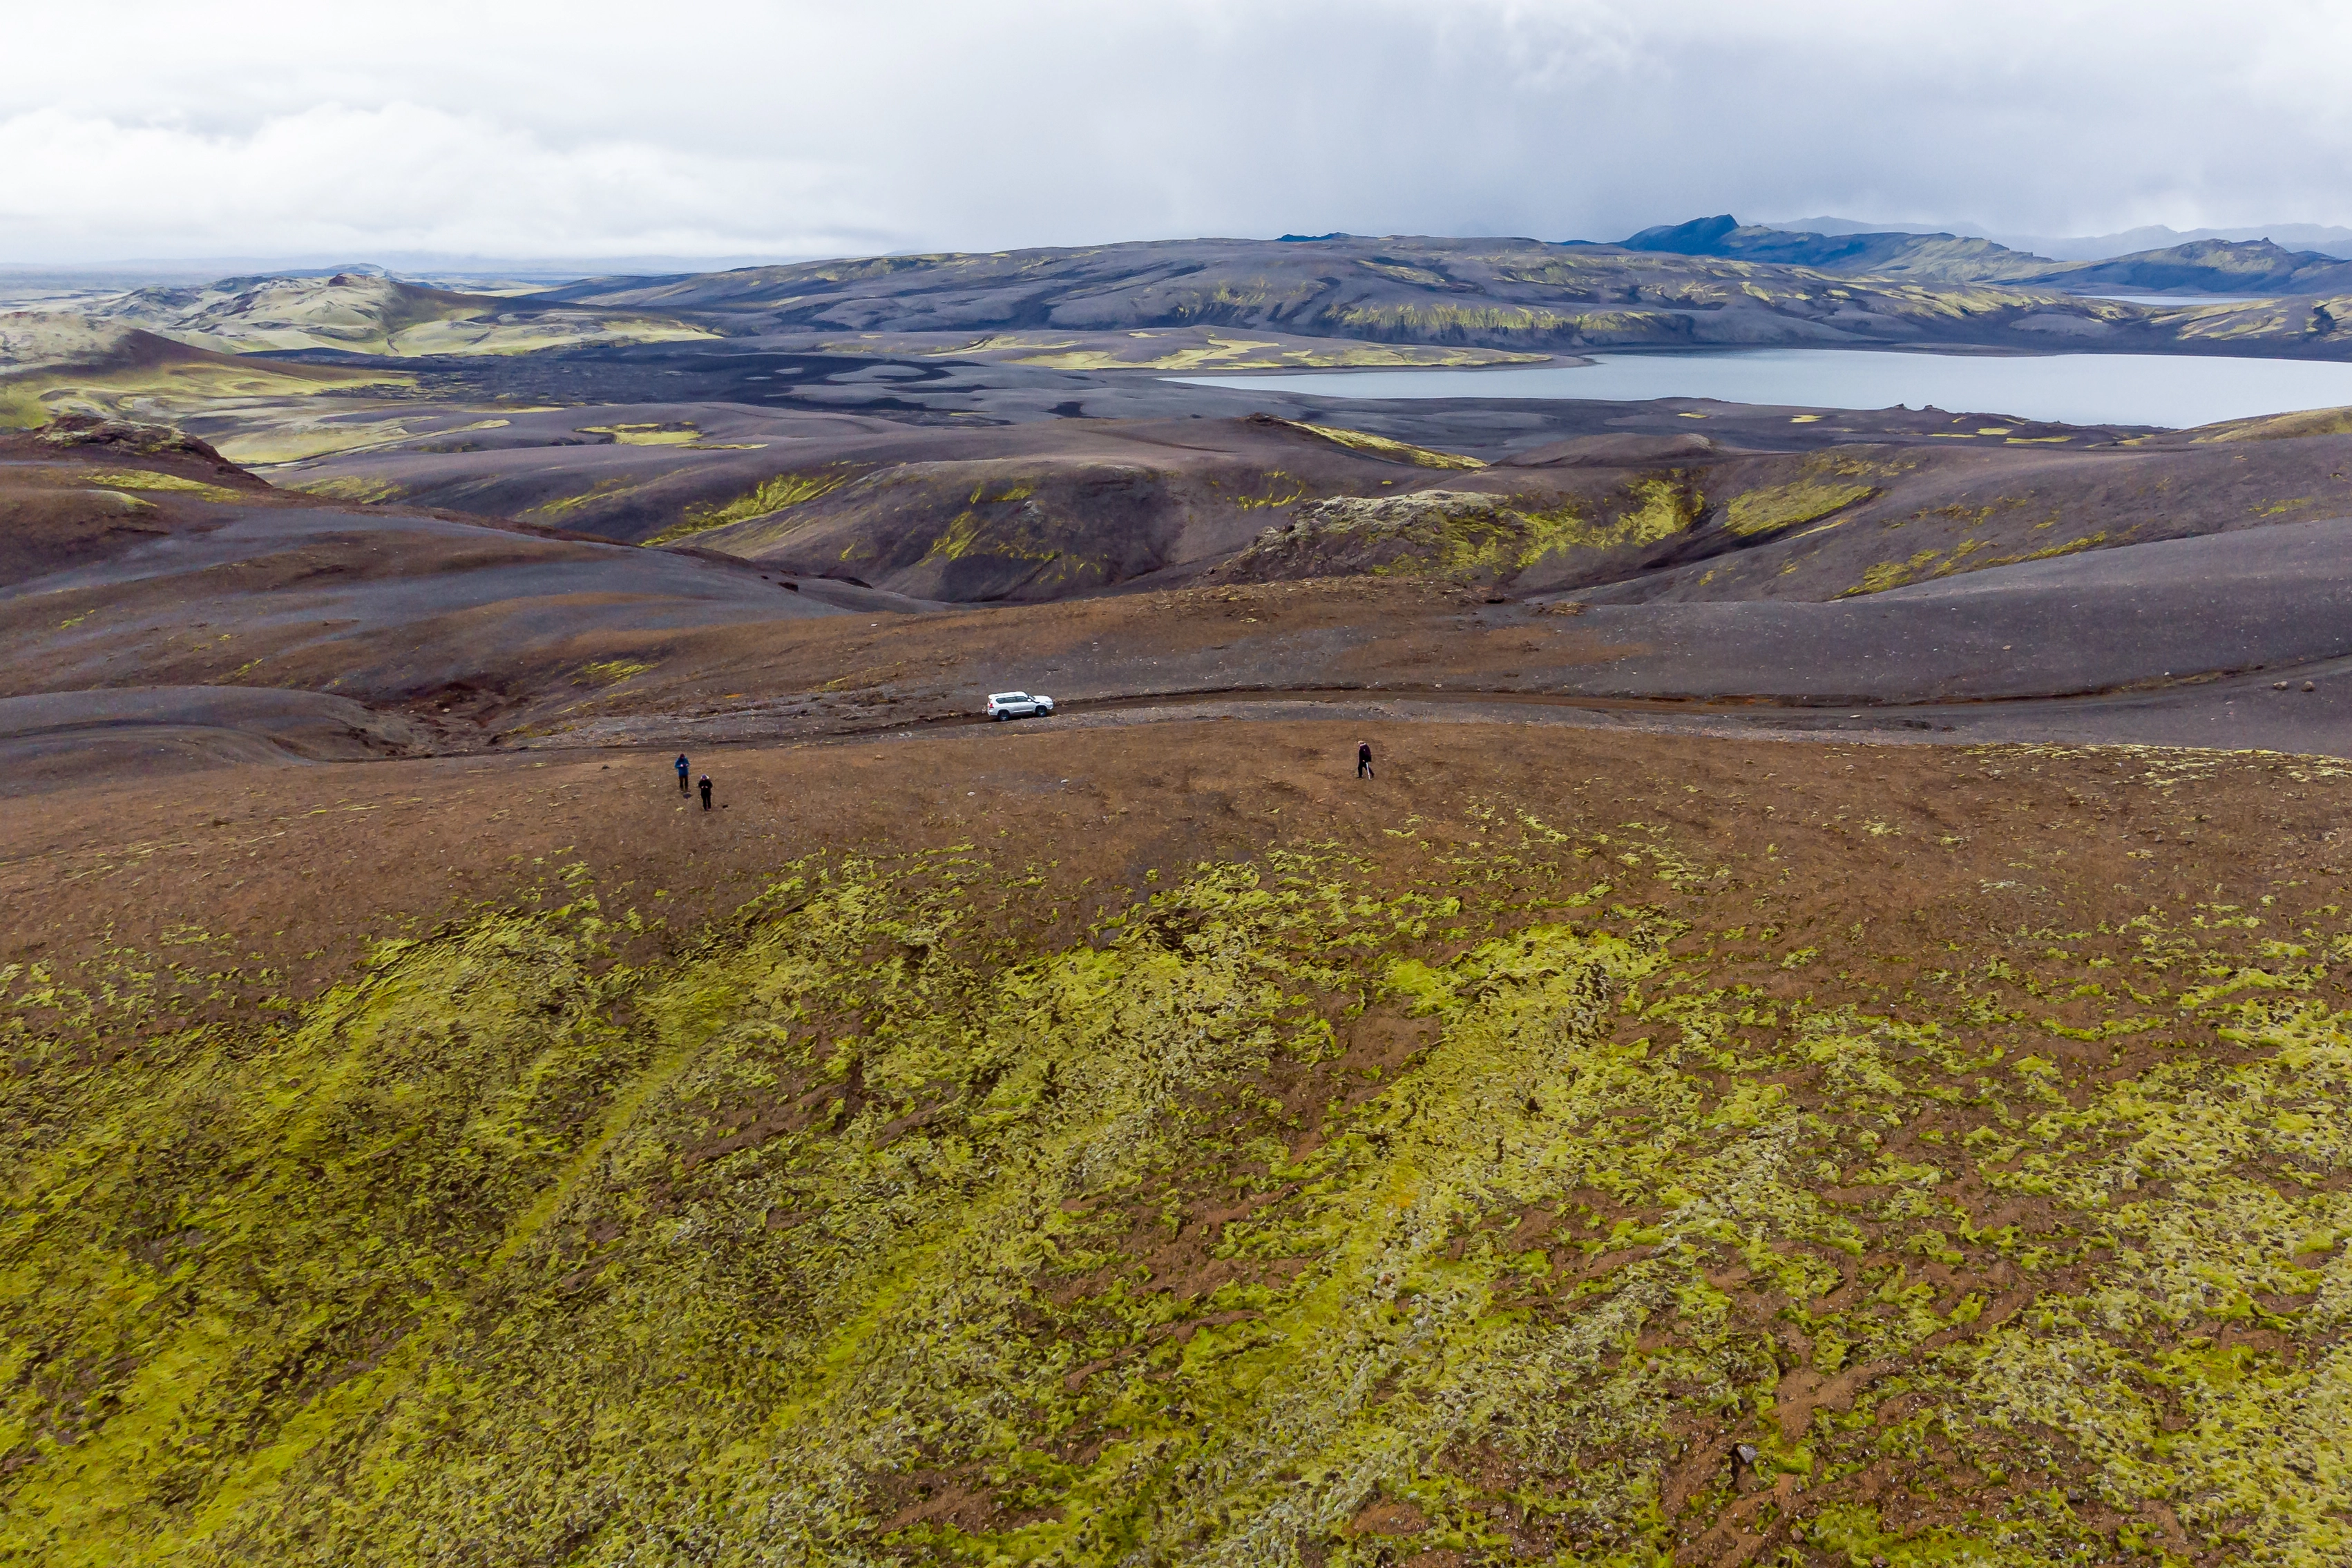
1176;348;2352;429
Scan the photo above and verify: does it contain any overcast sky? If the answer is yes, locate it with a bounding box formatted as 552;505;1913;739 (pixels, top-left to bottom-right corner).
5;0;2348;265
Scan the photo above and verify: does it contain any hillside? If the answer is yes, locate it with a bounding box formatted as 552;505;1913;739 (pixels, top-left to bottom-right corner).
2054;238;2352;296
1620;216;2061;284
1624;216;2352;297
14;237;2352;461
0;321;407;428
274;384;2352;616
17;397;2352;767
537;236;2352;359
83;271;718;357
10;379;2352;1565
538;236;2134;353
8;716;2352;1567
0;414;919;783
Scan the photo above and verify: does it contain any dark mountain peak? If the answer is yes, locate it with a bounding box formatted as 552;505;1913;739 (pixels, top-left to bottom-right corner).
1622;215;1742;254
1617;218;2053;283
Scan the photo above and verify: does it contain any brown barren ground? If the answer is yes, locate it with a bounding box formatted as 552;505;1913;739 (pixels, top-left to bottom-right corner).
12;716;2352;1563
5;720;2334;1049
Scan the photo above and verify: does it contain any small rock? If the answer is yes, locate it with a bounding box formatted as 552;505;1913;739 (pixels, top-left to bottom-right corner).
2276;681;2291;690
2306;681;2319;691
1733;1442;1760;1467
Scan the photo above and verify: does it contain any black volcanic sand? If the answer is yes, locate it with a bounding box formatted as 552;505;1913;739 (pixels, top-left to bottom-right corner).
11;404;2352;787
0;685;428;786
289;338;2135;447
262;354;2155;604
254;343;2132;542
251;332;2343;611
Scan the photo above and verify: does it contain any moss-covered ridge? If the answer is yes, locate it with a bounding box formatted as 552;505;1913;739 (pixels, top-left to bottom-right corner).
1221;475;1702;586
6;816;2352;1565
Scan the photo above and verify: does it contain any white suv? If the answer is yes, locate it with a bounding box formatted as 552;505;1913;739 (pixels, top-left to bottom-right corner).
984;691;1055;720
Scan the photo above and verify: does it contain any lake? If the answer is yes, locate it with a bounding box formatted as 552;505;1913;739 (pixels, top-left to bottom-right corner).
2080;294;2276;306
1175;349;2352;430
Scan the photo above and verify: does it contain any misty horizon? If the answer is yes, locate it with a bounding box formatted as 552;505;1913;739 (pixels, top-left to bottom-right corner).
12;216;2352;287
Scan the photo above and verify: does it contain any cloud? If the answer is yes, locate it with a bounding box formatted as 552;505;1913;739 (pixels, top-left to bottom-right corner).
5;0;2350;263
0;103;878;260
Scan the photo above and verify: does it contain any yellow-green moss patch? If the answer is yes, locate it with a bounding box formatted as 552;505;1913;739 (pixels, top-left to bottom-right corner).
10;804;2352;1564
573;659;653;686
82;470;247;504
283;474;404;505
1722;477;1880;537
1275;419;1488;470
648;467;859;544
577;421;706;446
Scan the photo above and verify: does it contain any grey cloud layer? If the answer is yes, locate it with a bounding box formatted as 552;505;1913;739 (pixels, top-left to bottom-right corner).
3;0;2346;263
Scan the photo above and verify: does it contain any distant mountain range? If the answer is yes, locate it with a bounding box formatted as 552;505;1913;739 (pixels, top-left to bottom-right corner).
1767;216;2352;263
14;233;2352;404
538;236;2352;358
1;271;716;368
1621;216;2352;295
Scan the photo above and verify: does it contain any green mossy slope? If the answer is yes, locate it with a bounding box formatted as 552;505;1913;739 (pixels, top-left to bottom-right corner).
1221;476;1702;589
6;811;2352;1565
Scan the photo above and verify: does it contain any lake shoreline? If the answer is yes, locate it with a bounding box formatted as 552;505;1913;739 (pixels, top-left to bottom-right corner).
1174;347;2352;429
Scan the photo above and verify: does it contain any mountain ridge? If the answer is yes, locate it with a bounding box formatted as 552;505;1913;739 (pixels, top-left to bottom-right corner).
1632;215;2352;294
1772;215;2352;260
530;235;2352;358
84;271;719;357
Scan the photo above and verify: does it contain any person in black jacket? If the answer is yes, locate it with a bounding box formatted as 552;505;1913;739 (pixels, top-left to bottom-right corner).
1357;742;1373;779
699;774;714;810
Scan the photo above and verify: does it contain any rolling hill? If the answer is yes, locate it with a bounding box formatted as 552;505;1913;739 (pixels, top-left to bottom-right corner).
535;235;2352;358
86;271;718;356
537;236;2125;352
8;693;2352;1567
1625;216;2352;296
2050;237;2352;295
19;179;2352;1566
13;379;2352;1565
0;321;408;428
1620;215;2061;284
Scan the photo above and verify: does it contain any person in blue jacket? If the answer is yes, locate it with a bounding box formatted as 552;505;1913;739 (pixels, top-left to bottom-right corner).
675;754;690;794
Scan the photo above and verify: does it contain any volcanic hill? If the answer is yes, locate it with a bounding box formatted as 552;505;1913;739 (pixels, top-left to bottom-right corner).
538;235;2352;357
1624;215;2352;298
8;703;2352;1568
10;228;2352;1566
